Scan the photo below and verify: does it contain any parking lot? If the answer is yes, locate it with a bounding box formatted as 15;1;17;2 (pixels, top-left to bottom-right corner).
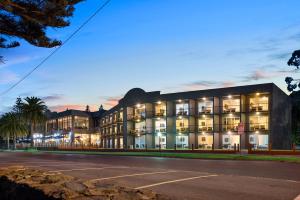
0;152;299;200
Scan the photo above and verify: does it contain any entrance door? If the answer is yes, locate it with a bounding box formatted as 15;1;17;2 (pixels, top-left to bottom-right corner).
222;134;240;149
155;135;166;149
176;135;189;149
135;135;146;149
198;135;213;149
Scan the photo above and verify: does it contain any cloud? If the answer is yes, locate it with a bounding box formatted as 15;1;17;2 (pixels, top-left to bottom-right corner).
41;94;64;102
239;69;287;82
183;80;236;91
0;70;19;84
49;104;98;112
99;96;122;108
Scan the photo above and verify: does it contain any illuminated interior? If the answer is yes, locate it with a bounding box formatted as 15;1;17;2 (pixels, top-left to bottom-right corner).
74;116;89;129
249;115;268;131
155;119;166;133
223;97;240;113
198;135;213;149
222;115;240;131
176;102;189;116
198;117;213;131
176;118;189;133
155;101;166;116
249;95;269;111
198;99;213;114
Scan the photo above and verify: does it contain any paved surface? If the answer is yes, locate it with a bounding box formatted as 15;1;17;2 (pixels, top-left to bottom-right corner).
0;152;299;200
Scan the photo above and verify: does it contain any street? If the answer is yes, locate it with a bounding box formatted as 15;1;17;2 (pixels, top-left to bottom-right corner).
0;152;299;200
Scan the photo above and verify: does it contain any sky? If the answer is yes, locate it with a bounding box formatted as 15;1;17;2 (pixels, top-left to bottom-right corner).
0;0;300;113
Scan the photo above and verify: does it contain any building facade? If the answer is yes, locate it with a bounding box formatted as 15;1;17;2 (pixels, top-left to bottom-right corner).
99;83;292;150
43;107;105;145
42;83;292;150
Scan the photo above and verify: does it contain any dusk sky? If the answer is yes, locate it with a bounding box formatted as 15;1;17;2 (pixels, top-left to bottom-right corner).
1;0;300;113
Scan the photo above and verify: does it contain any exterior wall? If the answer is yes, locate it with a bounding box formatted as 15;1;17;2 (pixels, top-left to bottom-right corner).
270;86;292;149
96;84;292;150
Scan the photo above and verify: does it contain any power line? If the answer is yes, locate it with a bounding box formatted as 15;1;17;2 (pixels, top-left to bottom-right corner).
0;0;112;97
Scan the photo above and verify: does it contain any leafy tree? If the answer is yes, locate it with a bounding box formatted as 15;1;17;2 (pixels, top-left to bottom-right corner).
0;0;83;62
0;112;27;149
20;97;47;145
286;50;300;92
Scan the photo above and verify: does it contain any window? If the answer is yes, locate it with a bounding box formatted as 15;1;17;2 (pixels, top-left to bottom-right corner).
198;100;213;114
155;102;166;116
249;115;268;131
176;103;189;115
249;96;269;111
223;98;240;113
198;117;213;131
223;116;240;131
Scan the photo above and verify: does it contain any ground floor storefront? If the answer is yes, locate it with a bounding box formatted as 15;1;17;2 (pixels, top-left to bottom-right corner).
100;132;269;150
35;132;269;150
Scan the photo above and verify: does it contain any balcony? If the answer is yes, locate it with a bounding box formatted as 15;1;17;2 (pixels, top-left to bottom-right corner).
222;125;238;132
250;124;267;131
198;126;213;132
155;128;166;133
176;127;189;134
154;109;166;117
133;115;146;122
198;107;213;114
176;109;189;116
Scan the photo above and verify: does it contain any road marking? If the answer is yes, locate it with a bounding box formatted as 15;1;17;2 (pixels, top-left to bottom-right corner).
135;174;218;189
89;170;178;182
48;166;129;173
294;194;300;200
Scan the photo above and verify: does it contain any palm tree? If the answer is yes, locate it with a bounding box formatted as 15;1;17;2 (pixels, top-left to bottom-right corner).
0;112;27;149
21;97;47;146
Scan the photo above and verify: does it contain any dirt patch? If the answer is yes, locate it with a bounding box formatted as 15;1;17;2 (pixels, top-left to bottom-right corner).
0;166;171;200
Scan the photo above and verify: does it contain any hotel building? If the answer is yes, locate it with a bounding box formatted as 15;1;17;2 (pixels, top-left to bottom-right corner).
44;83;292;150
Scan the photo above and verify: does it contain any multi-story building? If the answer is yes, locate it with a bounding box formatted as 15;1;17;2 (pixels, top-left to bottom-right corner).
44;106;106;145
99;83;292;150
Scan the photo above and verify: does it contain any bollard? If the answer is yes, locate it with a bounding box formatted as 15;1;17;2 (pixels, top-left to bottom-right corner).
268;142;272;152
145;144;147;151
159;144;161;152
237;144;240;152
234;143;237;152
192;144;194;151
174;144;176;151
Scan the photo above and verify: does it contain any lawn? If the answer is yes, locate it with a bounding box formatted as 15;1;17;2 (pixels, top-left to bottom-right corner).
29;150;300;163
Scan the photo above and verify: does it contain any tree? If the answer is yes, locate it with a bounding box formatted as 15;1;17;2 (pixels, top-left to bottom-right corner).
0;0;83;62
0;112;27;149
21;97;47;146
286;50;300;92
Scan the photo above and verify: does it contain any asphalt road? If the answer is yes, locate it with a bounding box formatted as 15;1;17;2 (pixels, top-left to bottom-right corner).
0;152;299;200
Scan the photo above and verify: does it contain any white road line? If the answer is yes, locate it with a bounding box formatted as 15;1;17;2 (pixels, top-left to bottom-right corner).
135;174;218;189
48;166;129;173
294;194;300;200
90;170;178;182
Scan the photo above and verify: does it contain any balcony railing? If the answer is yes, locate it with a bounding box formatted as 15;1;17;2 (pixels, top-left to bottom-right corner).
198;108;213;114
198;126;213;132
155;128;166;133
249;124;268;131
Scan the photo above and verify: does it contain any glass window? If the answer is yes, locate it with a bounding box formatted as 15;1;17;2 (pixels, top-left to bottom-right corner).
249;134;268;149
223;98;240;113
222;134;240;149
198;135;213;149
223;116;240;131
176;103;189;115
198;100;213;114
155;102;166;116
155;119;166;133
176;118;189;133
250;96;269;111
135;135;146;149
249;115;268;131
198;117;213;132
176;135;189;149
74;116;89;129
